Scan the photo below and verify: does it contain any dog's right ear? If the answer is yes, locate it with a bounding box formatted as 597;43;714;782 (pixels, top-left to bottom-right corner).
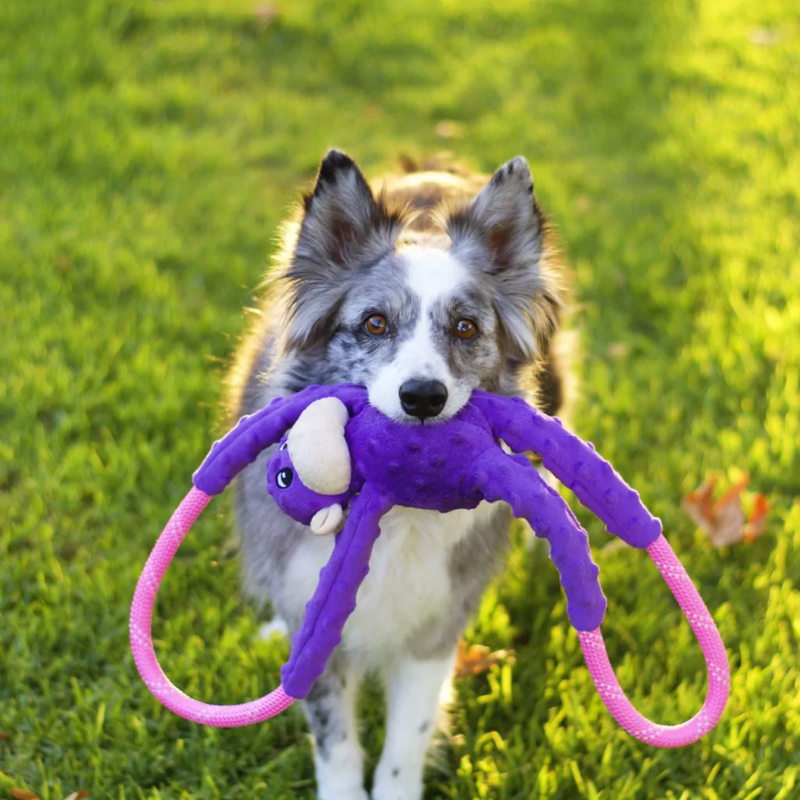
284;150;403;350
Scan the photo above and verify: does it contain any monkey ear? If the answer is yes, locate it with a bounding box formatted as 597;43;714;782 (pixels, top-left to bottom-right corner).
287;397;351;495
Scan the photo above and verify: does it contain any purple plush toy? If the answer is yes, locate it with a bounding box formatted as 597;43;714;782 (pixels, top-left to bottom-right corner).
131;384;730;746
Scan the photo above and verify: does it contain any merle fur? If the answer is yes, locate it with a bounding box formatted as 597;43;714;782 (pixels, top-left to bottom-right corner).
225;149;570;797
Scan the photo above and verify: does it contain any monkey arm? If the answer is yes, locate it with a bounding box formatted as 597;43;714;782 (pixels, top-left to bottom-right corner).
470;452;607;631
471;392;661;550
280;483;393;699
193;384;368;496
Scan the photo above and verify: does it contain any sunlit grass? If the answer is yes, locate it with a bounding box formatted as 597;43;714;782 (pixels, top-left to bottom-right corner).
1;0;798;797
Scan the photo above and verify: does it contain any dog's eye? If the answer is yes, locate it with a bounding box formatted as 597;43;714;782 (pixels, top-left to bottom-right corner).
364;314;388;336
276;468;294;489
454;319;478;340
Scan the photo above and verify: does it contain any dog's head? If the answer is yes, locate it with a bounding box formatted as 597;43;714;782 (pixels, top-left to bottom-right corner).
277;150;561;423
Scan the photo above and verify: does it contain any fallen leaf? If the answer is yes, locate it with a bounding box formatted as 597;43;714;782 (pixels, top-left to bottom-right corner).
744;493;770;542
65;793;90;800
364;102;382;121
682;474;768;547
254;4;280;24
434;120;463;139
684;475;717;522
10;790;40;800
454;639;515;678
748;27;782;46
607;342;630;360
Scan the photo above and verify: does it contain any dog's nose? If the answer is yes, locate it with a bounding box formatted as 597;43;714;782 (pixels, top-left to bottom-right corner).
399;379;448;421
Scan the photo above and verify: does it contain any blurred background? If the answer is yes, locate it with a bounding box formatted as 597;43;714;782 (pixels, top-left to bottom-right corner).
1;1;798;798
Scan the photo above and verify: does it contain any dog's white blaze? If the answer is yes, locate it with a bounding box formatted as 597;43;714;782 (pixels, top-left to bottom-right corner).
404;247;468;306
368;248;471;420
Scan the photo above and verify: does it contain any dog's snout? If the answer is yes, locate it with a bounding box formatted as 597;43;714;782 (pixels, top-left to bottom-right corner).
399;379;448;421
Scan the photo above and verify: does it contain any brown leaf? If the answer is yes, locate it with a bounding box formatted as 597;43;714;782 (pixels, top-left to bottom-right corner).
682;474;768;547
434;120;463;139
607;342;630;360
744;493;770;543
10;790;41;800
748;27;782;46
64;793;90;800
254;4;280;24
454;639;515;678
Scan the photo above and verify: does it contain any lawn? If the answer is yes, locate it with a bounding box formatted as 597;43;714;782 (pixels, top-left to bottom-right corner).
1;0;799;797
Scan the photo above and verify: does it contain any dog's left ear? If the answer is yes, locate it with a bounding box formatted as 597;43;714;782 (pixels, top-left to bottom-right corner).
449;157;541;271
447;157;560;360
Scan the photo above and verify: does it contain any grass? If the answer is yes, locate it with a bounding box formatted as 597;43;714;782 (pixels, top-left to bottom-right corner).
1;0;799;797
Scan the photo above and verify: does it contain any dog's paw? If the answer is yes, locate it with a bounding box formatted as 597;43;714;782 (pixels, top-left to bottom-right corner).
371;767;423;800
318;787;368;800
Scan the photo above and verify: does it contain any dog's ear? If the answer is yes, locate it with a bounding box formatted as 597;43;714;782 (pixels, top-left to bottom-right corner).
447;156;560;361
298;150;399;266
284;150;403;350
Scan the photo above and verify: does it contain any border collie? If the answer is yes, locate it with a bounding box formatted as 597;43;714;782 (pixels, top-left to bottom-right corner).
226;150;569;800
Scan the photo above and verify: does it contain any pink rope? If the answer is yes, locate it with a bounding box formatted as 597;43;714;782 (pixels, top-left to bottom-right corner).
132;492;728;741
578;534;730;747
129;487;296;726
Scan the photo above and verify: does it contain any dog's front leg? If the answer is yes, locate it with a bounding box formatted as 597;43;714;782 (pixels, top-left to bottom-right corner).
371;652;456;800
304;651;367;800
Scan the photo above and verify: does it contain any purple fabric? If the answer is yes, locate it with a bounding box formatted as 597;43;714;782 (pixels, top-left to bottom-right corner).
469;392;662;549
193;384;663;700
192;384;367;497
268;439;358;525
280;485;393;697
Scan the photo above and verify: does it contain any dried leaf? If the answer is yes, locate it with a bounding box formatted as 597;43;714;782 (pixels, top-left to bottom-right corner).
744;493;770;542
607;342;630;360
748;27;782;46
64;793;90;800
682;474;768;547
10;790;40;800
434;120;463;139
454;639;515;678
254;4;280;24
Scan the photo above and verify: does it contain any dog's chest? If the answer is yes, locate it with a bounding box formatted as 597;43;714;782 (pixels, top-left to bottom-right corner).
284;502;495;665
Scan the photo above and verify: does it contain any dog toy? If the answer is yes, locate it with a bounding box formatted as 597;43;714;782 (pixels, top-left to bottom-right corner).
130;384;730;746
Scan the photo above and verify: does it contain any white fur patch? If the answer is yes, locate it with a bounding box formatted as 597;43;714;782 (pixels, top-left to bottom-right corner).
284;501;496;670
372;651;455;800
258;618;288;640
403;247;468;306
368;248;472;421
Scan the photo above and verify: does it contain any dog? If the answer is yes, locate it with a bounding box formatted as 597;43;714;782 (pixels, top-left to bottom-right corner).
226;150;569;800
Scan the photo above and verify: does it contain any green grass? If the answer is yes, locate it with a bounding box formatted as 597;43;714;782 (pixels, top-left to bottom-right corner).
1;0;799;797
